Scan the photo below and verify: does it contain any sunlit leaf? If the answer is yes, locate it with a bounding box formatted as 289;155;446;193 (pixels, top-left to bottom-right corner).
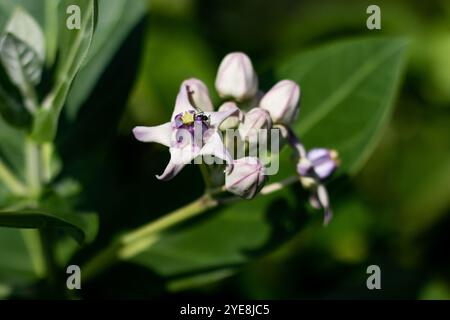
0;8;44;113
31;0;97;142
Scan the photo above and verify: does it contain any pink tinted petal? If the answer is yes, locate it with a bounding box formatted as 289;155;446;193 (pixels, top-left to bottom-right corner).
317;184;333;225
314;161;336;180
172;85;196;119
156;160;186;181
308;148;329;161
206;104;239;128
308;193;321;209
156;144;198;181
181;78;214;111
199;132;232;163
171;144;199;164
132;123;172;147
324;207;333;226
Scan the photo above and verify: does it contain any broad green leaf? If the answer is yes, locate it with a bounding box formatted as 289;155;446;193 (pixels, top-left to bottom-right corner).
279;37;408;175
3;8;45;62
127;37;408;288
0;228;40;286
32;0;97;142
0;209;98;244
0;8;44;113
66;0;148;120
0;1;44;32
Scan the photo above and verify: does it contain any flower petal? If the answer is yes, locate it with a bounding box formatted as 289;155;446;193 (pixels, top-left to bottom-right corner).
317;184;333;225
172;85;196;119
206;104;239;128
181;78;214;111
156;160;186;181
132;123;172;147
199;132;232;164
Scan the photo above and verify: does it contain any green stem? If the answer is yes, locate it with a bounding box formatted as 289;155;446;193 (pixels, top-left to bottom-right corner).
44;0;59;67
38;229;59;290
0;158;27;195
23;139;59;292
41;142;53;183
199;164;213;191
21;229;46;277
82;175;301;283
25;138;41;197
82;194;218;282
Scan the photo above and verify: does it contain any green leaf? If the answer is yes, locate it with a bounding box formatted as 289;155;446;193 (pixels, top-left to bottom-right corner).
44;0;61;67
31;0;97;142
0;228;40;286
279;37;409;175
0;209;98;244
127;37;408;288
0;64;31;128
0;1;45;32
0;116;27;199
3;7;45;62
0;8;44;113
65;0;147;120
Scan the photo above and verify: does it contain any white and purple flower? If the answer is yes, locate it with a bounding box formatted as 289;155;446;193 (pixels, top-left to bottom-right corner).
133;82;238;181
297;148;339;181
296;148;340;225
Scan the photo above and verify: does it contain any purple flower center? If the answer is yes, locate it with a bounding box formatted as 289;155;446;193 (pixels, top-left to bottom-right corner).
173;110;211;147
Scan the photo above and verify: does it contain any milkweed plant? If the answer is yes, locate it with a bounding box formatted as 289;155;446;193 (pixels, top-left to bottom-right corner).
0;0;407;298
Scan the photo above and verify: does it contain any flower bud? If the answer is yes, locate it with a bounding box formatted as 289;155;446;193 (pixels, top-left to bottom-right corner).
297;148;339;181
225;157;266;199
215;52;258;102
181;78;214;112
259;80;300;125
238;107;272;141
218;102;243;130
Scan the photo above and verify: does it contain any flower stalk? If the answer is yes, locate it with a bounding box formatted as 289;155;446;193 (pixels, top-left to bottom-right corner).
82;175;302;282
82;194;218;281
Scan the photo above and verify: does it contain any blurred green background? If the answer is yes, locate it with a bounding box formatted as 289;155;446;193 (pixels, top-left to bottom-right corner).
2;0;450;299
84;0;450;299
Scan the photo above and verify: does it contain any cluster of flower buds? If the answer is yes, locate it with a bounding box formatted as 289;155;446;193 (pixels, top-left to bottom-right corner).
214;52;305;200
133;52;340;224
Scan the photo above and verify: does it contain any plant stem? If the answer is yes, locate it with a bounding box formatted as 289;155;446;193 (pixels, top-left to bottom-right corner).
38;229;59;290
82;194;218;282
21;229;46;278
199;163;213;191
25;138;41;197
0;159;27;195
23;138;59;292
260;176;299;195
82;175;300;283
41;142;53;183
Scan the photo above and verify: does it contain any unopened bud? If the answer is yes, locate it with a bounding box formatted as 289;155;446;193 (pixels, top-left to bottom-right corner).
215;52;258;102
238;107;272;141
225;157;266;199
260;80;300;125
218;102;243;130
